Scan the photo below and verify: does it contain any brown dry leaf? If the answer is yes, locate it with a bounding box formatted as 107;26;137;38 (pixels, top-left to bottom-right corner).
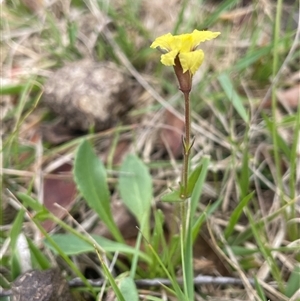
160;110;184;158
42;163;76;232
277;84;300;109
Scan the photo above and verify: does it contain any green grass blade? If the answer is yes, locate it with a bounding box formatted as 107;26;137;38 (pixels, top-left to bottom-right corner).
26;237;51;270
146;240;186;300
218;73;249;123
190;156;210;219
254;277;267;301
245;208;284;292
224;192;254;239
95;247;126;301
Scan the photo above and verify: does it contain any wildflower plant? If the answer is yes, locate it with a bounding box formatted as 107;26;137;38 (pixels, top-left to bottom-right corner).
150;29;220;299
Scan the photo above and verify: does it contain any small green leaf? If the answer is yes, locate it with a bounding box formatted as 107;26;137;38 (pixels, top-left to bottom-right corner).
119;154;152;226
218;73;249;123
74;140;122;241
285;265;300;297
186;164;203;197
34;211;51;221
161;189;182;202
118;277;139;301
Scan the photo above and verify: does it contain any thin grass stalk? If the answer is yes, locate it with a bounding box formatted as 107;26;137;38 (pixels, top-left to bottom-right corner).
271;0;283;198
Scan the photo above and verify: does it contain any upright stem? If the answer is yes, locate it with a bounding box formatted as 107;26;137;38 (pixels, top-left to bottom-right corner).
180;91;192;241
182;91;192;197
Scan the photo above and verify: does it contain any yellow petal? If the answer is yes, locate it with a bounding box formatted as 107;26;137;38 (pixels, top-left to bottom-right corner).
161;49;178;66
178;34;194;52
191;30;220;49
150;33;180;52
179;50;204;74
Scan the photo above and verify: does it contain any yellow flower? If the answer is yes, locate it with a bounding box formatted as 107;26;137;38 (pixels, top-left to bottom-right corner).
150;30;220;75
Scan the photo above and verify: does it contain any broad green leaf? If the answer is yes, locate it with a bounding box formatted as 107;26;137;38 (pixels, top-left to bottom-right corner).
45;233;150;263
118;277;139;301
119;154;152;226
224;192;254;239
74;140;122;241
218;73;249;123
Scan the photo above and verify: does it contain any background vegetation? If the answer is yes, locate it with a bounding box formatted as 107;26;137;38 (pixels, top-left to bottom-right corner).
1;0;299;300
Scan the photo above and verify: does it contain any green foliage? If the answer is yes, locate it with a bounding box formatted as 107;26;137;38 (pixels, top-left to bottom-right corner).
45;233;149;262
254;277;267;301
95;247;126;301
74;140;123;242
285;265;300;298
224;192;254;239
2;0;299;300
119;154;153;238
27;238;51;270
118;277;139;301
218;73;249;123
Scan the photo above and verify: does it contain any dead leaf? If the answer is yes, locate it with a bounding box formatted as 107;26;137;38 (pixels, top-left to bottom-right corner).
42;164;76;232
